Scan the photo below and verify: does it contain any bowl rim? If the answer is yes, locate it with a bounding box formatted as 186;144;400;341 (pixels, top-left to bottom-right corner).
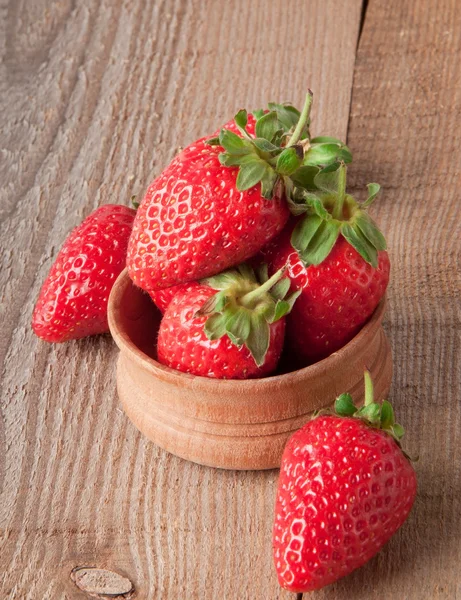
108;269;386;391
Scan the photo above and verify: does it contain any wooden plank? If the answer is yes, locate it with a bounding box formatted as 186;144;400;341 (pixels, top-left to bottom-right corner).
312;0;461;598
0;0;362;598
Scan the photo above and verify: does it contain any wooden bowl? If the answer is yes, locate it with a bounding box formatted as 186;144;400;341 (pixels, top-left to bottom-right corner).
108;270;393;470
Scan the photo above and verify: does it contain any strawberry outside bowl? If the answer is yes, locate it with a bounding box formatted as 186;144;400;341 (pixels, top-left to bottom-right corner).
108;269;393;470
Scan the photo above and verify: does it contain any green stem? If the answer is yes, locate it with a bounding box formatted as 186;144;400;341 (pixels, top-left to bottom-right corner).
364;370;374;406
240;267;286;306
332;163;347;220
286;90;313;148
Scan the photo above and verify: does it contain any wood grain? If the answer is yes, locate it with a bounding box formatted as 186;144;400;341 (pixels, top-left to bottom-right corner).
0;1;362;598
311;0;461;598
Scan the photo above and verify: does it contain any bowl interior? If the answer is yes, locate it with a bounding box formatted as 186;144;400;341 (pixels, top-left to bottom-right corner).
113;280;161;361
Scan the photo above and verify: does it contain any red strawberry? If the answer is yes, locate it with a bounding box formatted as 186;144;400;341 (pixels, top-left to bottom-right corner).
263;164;389;364
127;92;351;292
148;285;185;313
32;205;136;342
273;372;417;592
156;265;299;379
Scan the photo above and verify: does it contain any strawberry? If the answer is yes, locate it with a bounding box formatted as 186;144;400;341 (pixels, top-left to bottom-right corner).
127;92;351;292
148;285;185;313
273;372;417;592
263;164;389;364
156;264;299;379
32;204;136;342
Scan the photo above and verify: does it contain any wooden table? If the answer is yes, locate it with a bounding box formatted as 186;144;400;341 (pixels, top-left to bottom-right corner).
1;1;460;598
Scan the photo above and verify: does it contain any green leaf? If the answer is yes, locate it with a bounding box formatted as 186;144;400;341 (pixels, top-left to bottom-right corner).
219;128;252;155
255;111;280;141
291;214;323;254
225;310;251;343
319;161;342;174
220;151;268;170
303;193;331;220
341;223;378;267
355;213;387;251
272;300;291;322
204;313;227;340
338;146;353;164
261;302;276;323
363;183;381;207
276;147;303;176
214;292;228;313
304;143;352;167
313;164;343;193
252;108;265;120
232;110;254;140
270;278;290;300
218;152;245;167
256;263;269;283
311;136;346;145
252;137;280;153
236;160;269;191
259;169;278;199
392;423;405;440
131;195;139;209
335;393;357;416
299;220;341;266
268;102;302;132
290;165;320;191
246;314;270;367
203;270;242;290
286;194;310;216
205;136;220;146
234;109;248;130
237;263;256;282
227;331;243;347
271;128;286;146
285;289;301;310
357;403;381;425
380;400;395;429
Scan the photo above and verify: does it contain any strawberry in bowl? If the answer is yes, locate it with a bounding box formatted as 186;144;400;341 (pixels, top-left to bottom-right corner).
263;163;390;365
156;264;299;379
148;285;185;314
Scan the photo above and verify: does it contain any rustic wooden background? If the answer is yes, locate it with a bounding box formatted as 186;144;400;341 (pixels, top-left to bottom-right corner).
1;0;460;598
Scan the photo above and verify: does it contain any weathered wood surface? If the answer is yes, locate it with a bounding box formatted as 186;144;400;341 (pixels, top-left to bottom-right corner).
0;1;363;599
314;0;461;598
3;0;460;598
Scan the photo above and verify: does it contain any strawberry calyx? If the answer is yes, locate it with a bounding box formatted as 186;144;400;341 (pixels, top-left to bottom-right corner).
197;264;300;367
289;162;386;267
334;371;405;445
206;91;352;199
